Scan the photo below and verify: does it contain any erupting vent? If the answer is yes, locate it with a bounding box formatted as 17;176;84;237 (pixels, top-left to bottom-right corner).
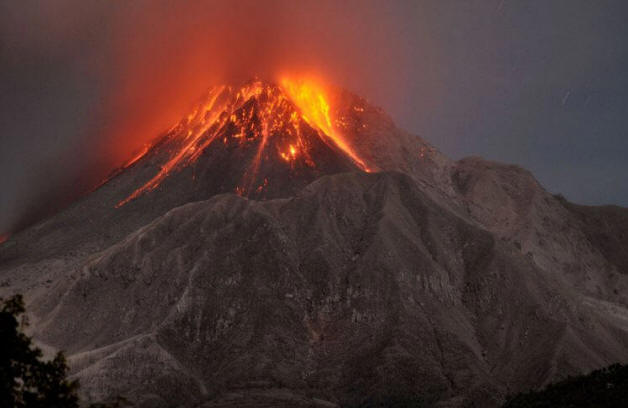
114;78;372;207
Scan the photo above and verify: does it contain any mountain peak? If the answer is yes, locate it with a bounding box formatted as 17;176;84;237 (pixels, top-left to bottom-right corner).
112;78;374;207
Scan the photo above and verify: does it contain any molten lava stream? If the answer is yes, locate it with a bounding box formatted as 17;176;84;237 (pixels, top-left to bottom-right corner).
116;85;227;207
122;144;151;169
280;78;371;172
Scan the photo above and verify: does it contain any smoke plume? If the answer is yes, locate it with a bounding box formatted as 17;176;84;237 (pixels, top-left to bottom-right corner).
0;0;413;234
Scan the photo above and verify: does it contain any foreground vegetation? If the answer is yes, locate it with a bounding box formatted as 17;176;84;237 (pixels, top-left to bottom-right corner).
0;294;131;408
503;363;628;408
0;294;78;408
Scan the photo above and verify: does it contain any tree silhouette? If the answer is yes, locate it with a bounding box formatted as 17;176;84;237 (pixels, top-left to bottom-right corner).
0;294;79;408
503;363;628;407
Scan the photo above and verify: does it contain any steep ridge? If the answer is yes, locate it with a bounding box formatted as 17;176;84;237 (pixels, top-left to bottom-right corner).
451;158;628;310
561;201;628;276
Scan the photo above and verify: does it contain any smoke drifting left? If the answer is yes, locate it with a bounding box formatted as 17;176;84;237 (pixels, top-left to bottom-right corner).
0;1;411;235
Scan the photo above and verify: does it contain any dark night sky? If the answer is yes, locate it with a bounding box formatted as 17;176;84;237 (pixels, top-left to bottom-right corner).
1;0;627;234
387;0;628;208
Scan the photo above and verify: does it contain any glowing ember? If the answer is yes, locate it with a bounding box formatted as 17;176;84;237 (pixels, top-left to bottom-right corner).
123;144;151;168
115;78;373;207
0;233;9;244
116;85;227;207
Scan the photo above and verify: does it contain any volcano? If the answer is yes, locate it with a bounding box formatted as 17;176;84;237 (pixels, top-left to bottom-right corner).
1;78;628;407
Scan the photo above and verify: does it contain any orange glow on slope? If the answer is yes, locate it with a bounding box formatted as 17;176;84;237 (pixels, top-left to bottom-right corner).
116;85;227;207
280;77;371;172
0;233;9;244
114;78;373;207
123;144;151;168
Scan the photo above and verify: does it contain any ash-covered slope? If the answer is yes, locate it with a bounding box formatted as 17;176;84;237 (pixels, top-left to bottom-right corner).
1;79;628;407
30;172;628;407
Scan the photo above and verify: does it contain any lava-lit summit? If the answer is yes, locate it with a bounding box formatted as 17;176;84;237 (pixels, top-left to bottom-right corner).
108;78;375;208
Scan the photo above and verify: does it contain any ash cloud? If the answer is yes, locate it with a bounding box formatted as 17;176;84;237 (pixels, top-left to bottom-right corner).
0;0;412;234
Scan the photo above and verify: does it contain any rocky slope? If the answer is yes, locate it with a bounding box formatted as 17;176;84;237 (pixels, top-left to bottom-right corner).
1;80;627;407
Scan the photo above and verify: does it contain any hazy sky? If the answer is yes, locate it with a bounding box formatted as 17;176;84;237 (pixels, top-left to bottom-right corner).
1;0;627;233
386;1;628;208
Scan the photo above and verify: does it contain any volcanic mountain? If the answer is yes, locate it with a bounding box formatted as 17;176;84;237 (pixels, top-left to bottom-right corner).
1;78;628;407
114;79;371;207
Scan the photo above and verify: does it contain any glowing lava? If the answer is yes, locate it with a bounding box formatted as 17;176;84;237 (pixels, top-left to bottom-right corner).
280;78;371;172
115;78;372;207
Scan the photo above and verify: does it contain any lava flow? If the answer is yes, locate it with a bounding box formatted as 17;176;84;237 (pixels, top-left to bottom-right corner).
114;78;372;207
280;78;371;172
